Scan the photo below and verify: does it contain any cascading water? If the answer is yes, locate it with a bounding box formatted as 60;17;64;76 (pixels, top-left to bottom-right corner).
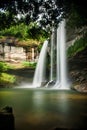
56;20;68;89
52;20;69;89
32;20;69;89
54;24;60;87
45;20;69;89
32;40;48;88
45;28;55;88
50;28;55;81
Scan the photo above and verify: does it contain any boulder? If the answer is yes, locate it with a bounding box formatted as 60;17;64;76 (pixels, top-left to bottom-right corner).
0;106;15;130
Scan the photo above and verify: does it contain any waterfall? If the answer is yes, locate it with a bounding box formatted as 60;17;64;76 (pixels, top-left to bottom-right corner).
53;20;69;89
50;28;55;81
32;20;69;89
17;20;70;89
32;40;48;88
59;20;68;88
55;24;60;85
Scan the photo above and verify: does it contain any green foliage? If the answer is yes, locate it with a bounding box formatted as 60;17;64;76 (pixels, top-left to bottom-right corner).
37;44;43;52
0;62;16;87
0;22;49;42
0;62;10;73
22;61;37;68
67;33;87;57
0;23;28;39
0;1;87;30
0;73;16;84
0;11;17;30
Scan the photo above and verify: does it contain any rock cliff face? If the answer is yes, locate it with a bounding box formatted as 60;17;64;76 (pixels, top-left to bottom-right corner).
66;26;87;48
68;47;87;92
0;44;39;62
0;44;26;61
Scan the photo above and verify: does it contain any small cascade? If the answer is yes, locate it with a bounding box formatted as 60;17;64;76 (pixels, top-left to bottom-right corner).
32;40;48;88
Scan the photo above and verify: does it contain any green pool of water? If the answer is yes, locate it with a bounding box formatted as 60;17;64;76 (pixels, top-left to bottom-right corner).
0;88;87;130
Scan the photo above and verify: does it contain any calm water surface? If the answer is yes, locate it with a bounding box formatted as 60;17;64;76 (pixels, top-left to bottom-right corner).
0;88;87;130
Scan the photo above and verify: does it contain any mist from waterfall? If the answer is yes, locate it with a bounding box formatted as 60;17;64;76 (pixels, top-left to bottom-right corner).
32;40;48;88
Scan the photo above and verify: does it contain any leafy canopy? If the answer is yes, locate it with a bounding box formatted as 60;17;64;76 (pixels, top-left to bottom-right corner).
0;0;87;29
0;22;49;42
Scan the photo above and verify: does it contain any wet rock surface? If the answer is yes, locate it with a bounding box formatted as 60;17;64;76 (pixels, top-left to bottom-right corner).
68;47;87;92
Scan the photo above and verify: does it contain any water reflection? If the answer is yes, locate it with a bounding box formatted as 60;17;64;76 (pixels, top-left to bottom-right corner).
0;89;87;130
33;91;45;106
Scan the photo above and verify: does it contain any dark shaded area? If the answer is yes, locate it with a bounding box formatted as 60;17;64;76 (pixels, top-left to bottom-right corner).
54;128;86;130
5;67;35;86
68;47;87;80
0;106;15;130
7;67;35;79
52;128;85;130
68;47;87;91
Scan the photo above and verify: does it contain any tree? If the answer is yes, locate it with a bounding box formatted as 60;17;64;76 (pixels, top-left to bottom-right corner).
0;11;17;30
0;0;87;29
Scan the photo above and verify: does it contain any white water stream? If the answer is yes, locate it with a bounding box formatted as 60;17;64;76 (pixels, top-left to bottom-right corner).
32;20;69;89
32;40;48;88
55;20;69;89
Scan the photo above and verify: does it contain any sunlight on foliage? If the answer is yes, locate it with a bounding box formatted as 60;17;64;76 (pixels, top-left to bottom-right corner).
0;62;11;72
0;22;49;42
0;62;16;87
0;73;16;84
22;61;37;68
